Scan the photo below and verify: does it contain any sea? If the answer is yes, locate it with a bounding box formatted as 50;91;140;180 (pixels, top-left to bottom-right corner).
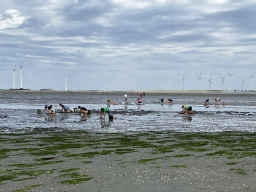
1;92;256;134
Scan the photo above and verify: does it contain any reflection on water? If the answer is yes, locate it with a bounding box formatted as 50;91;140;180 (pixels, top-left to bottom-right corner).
182;116;192;122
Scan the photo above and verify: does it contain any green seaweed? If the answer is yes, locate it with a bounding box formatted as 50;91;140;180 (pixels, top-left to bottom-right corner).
226;162;240;165
9;164;35;168
14;170;47;176
12;184;42;192
60;177;92;184
175;154;192;157
230;168;247;175
0;174;17;182
170;165;187;168
81;161;93;164
138;158;157;163
206;150;235;157
60;172;89;178
115;148;136;155
184;148;210;152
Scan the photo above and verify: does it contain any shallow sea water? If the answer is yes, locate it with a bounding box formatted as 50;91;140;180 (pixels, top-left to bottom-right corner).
1;93;256;133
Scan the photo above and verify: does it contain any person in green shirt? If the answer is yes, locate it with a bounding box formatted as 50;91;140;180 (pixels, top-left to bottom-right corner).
100;107;110;121
181;105;194;114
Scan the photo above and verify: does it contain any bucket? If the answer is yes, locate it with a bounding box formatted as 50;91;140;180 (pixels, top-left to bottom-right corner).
88;110;91;115
37;109;41;114
74;108;77;112
109;115;113;121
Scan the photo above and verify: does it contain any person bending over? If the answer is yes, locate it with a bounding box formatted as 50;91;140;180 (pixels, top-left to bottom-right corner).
78;106;88;116
59;103;71;112
48;105;55;116
181;105;194;114
100;107;110;121
42;102;51;113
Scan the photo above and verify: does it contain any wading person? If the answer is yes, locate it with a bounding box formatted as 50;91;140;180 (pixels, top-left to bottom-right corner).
78;106;88;116
123;94;128;104
215;98;221;106
59;103;71;112
42;102;51;113
100;107;110;121
181;105;195;114
48;105;56;116
107;99;110;107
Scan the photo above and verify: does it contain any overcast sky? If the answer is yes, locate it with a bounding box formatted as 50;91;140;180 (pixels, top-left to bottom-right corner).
0;0;256;91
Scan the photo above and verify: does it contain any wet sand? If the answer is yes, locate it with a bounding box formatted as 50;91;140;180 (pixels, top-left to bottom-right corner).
1;130;256;192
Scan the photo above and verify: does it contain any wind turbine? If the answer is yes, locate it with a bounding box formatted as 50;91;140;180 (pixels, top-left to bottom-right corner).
207;76;212;90
65;71;68;91
248;73;256;91
197;71;203;90
226;70;235;92
13;67;16;89
220;76;226;91
182;75;185;90
242;78;246;92
20;60;25;89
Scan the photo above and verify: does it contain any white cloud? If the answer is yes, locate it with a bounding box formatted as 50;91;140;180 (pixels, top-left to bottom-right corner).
0;9;27;30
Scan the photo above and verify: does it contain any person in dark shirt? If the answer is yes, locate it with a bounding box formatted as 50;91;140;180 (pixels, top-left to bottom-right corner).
78;106;88;115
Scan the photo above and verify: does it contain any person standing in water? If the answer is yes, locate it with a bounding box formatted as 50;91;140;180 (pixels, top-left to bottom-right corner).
215;98;221;106
138;98;142;104
107;99;110;107
124;94;128;104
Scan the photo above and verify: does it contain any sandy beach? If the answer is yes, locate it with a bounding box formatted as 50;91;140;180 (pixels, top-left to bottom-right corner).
1;130;256;192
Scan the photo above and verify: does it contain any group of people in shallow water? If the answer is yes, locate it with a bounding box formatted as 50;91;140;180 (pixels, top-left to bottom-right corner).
42;103;88;120
41;96;224;120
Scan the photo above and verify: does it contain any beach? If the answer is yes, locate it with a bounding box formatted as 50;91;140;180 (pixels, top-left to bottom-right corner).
1;91;256;191
1;130;256;191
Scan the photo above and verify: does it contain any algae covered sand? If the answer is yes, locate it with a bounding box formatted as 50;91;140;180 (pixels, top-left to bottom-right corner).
1;130;256;191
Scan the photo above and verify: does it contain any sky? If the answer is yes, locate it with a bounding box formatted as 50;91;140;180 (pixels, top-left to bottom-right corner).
0;0;256;91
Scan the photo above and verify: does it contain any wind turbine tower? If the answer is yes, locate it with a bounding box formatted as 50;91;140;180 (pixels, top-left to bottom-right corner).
248;73;255;91
65;71;68;91
207;76;212;90
197;71;203;90
13;69;16;89
242;78;246;92
220;76;226;91
20;60;24;89
226;70;235;92
182;75;185;90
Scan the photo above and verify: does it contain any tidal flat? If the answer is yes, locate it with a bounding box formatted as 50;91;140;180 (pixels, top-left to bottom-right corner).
1;130;256;191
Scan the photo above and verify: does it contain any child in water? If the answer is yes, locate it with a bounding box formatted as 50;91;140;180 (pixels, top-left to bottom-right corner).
107;99;110;107
138;98;142;104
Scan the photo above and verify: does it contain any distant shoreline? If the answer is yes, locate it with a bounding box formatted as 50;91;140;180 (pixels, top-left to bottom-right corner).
2;89;256;96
